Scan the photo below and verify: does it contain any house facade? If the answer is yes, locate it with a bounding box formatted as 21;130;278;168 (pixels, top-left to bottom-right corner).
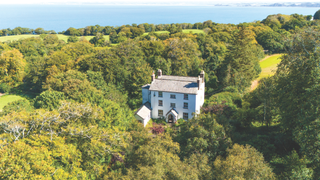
135;69;205;126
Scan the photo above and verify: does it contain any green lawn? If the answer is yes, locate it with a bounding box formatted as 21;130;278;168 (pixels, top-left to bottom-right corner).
182;29;205;34
258;54;282;80
0;35;40;42
154;31;170;34
0;95;25;111
0;34;109;43
144;29;204;35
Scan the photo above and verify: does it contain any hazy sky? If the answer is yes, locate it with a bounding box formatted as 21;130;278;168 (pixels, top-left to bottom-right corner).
1;0;319;5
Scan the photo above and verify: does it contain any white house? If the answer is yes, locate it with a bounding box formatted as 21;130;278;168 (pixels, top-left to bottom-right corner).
135;69;205;126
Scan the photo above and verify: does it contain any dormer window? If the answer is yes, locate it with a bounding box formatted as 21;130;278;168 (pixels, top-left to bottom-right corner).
184;94;188;100
159;91;163;97
170;94;176;99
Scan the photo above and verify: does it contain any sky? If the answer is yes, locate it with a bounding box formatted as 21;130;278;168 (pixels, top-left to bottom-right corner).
1;0;320;5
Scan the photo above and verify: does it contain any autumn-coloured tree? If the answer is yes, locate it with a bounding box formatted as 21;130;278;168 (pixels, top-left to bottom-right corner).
0;49;26;86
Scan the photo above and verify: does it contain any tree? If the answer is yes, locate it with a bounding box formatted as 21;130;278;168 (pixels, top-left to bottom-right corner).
218;27;263;92
164;38;203;76
314;9;320;20
0;49;27;86
89;33;107;47
175;114;231;163
0;141;55;179
34;27;45;34
214;144;275;180
33;90;65;110
67;36;79;43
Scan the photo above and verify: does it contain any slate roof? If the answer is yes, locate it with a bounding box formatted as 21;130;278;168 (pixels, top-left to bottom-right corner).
135;102;151;120
148;75;199;94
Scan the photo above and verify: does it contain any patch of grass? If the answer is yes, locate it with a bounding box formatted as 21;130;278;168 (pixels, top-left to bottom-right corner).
154;31;170;34
182;29;205;34
0;34;110;43
0;95;26;111
0;35;40;42
258;54;282;80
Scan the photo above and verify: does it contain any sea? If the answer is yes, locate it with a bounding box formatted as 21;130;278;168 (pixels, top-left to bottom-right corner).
0;5;319;32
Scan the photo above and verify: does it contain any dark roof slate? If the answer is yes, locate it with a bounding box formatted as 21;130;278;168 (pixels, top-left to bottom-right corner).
149;75;199;94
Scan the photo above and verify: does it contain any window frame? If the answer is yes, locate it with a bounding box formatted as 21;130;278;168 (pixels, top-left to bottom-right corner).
170;103;176;108
184;94;188;100
183;102;188;109
158;100;163;106
183;113;188;120
158;110;163;117
158;91;163;97
170;94;176;99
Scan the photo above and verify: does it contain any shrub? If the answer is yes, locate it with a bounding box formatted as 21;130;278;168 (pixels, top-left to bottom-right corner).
0;83;11;93
150;123;165;135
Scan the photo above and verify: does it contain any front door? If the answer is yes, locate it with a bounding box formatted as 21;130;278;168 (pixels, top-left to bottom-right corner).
168;114;173;123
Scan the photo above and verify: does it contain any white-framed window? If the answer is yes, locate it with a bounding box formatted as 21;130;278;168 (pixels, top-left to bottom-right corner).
170;94;176;99
159;100;163;106
183;113;188;120
183;102;188;109
159;91;163;97
170;103;176;108
184;94;188;100
158;110;163;117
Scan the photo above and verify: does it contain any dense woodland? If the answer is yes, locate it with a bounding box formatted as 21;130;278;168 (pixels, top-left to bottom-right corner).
0;11;320;179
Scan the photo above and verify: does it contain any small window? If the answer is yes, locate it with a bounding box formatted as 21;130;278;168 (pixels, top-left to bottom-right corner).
158;100;163;106
183;113;188;120
170;103;176;108
184;94;188;100
158;110;163;117
183;102;188;109
159;91;163;97
170;94;176;99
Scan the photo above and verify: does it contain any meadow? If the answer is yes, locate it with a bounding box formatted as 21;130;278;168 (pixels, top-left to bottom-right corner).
0;29;203;43
0;95;25;111
258;54;282;80
0;34;110;43
250;54;282;91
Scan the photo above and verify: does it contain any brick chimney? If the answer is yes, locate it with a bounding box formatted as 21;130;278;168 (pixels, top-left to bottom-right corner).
151;71;155;82
157;69;162;78
197;76;201;90
200;70;205;83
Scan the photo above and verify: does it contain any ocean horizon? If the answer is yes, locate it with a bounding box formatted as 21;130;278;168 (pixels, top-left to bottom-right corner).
0;5;318;32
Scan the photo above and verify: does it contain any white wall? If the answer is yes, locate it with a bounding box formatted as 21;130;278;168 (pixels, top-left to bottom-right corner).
196;81;205;114
151;91;197;120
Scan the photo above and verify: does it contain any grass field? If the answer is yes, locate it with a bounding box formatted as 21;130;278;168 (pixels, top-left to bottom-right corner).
143;29;204;35
182;29;205;34
0;34;109;43
258;54;282;80
0;95;26;111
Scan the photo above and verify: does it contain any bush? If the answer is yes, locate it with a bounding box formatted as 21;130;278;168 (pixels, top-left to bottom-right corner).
150;123;165;135
0;83;11;93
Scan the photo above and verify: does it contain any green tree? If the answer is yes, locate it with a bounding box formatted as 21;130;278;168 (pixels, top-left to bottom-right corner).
0;49;27;86
314;9;320;20
67;36;79;43
175;114;231;164
218;27;263;92
214;144;275;180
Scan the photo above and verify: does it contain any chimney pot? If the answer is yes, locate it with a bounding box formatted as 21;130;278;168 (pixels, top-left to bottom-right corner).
197;76;201;90
157;69;162;77
200;70;205;83
151;71;155;82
